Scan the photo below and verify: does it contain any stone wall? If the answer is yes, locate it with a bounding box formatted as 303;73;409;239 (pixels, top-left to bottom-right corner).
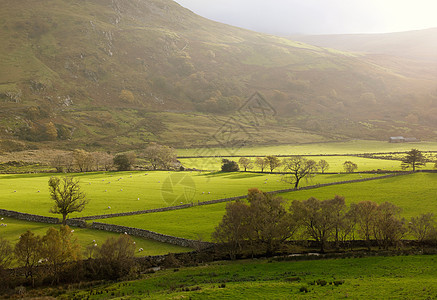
75;204;194;221
0;208;59;224
91;222;212;249
80;172;412;220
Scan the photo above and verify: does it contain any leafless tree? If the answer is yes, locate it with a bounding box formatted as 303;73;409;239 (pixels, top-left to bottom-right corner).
282;156;318;189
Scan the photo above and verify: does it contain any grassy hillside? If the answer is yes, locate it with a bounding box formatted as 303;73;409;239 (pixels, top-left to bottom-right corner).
60;255;437;299
0;0;436;152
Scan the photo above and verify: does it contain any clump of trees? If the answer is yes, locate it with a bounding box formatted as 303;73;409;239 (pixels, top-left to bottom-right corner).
221;159;239;172
0;228;140;291
113;152;136;171
52;150;114;173
213;189;437;257
142;142;177;170
213;188;296;257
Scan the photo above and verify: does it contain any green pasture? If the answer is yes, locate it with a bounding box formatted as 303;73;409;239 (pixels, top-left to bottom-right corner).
0;171;380;217
98;172;437;241
281;172;437;219
61;255;437;299
177;140;437;156
180;155;412;172
0;217;192;257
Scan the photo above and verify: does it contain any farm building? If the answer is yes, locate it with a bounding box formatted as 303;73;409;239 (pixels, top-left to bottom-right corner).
389;136;418;143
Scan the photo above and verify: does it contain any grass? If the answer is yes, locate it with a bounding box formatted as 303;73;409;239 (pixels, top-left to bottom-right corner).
60;255;437;299
98;172;437;240
0;217;192;257
0;171;381;217
177;140;437;156
281;172;437;219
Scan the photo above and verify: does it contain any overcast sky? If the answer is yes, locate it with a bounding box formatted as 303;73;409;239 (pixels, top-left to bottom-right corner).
175;0;437;35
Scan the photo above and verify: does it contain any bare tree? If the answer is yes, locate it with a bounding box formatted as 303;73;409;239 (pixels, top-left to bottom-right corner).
51;153;74;173
349;201;378;250
254;157;268;172
0;237;12;271
374;202;406;249
97;234;136;279
213;188;296;256
48;176;88;225
144;143;177;170
282;156;318;189
265;155;281;172
409;213;436;243
73;149;94;172
401;148;426;172
343;161;358;173
290;197;338;253
317;159;330;173
238;157;253;172
327;195;347;249
246;188;297;255
212;201;251;259
92;152;114;171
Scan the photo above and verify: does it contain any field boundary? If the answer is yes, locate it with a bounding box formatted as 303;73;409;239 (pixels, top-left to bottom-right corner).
178;150;437;159
0;208;59;224
91;222;213;249
75;172;412;220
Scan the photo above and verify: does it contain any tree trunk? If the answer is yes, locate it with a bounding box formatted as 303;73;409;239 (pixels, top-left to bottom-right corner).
62;214;67;226
294;179;300;189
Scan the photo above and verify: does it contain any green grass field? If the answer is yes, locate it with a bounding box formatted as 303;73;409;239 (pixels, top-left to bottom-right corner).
60;255;437;299
180;155;414;172
0;171;381;217
98;172;437;241
0;217;192;257
177;140;437;156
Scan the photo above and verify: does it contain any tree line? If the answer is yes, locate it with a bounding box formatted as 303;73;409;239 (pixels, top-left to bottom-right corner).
0;226;138;291
221;149;436;189
51;143;178;173
213;188;437;258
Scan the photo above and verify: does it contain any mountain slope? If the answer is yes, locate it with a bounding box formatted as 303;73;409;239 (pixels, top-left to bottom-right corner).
0;0;436;152
291;28;437;63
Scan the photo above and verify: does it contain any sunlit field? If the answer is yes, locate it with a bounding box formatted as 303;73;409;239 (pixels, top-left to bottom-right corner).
179;155;414;172
98;172;437;241
0;217;192;257
0;171;382;217
177;140;437;156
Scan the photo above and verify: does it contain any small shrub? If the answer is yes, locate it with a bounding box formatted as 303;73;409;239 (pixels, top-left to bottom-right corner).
299;286;309;293
333;280;345;286
285;277;301;282
316;279;327;286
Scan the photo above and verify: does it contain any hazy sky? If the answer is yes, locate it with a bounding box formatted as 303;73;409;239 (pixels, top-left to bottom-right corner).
175;0;437;35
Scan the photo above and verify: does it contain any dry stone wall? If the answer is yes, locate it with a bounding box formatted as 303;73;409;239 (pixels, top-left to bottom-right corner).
0;208;59;224
91;222;212;249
